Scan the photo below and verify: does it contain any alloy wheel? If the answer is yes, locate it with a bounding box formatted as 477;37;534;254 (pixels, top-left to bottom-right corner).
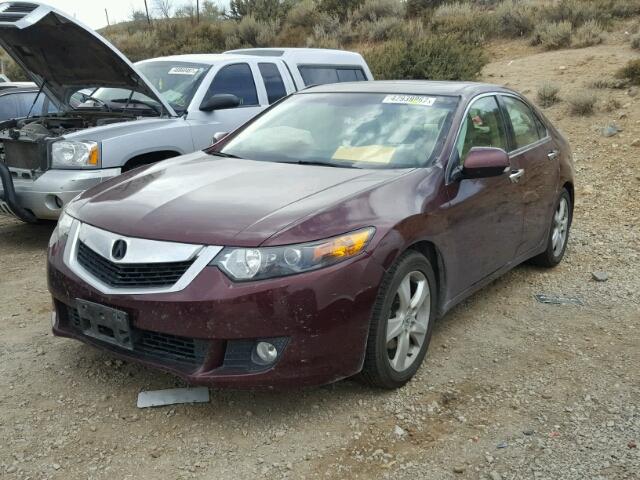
386;270;431;372
552;196;569;257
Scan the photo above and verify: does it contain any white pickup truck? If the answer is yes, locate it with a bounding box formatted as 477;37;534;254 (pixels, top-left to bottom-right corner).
0;2;373;222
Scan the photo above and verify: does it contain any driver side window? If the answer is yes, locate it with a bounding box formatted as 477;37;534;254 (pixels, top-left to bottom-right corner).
455;96;508;166
205;63;258;107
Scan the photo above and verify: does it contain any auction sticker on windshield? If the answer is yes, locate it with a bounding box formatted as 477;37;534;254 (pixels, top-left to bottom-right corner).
382;95;436;107
168;67;201;75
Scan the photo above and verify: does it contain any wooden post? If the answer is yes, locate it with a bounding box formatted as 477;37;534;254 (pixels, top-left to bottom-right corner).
143;0;152;26
105;8;110;27
196;0;200;24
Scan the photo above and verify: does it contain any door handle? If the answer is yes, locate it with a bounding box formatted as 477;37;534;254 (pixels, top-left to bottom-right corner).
547;150;559;160
509;168;525;184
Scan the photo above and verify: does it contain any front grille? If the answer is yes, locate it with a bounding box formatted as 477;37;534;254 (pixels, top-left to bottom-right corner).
68;306;208;367
2;140;44;170
0;3;37;22
137;330;208;364
77;241;194;288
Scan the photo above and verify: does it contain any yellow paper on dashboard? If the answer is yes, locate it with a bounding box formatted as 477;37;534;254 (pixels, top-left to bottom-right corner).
332;145;396;164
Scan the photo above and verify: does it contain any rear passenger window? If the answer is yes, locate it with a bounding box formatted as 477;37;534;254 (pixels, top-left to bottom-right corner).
207;63;258;107
455;96;508;165
502;96;543;150
298;66;367;86
258;63;287;104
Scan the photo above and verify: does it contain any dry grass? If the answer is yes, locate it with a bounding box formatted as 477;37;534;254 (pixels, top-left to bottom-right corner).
573;20;605;47
531;21;573;50
567;90;597;115
537;82;561;107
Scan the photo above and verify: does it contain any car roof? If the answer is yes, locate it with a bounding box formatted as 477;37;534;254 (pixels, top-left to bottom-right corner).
302;80;516;100
0;86;39;95
140;48;366;66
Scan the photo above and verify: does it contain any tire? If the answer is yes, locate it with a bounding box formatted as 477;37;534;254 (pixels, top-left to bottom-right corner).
529;188;572;268
359;250;437;389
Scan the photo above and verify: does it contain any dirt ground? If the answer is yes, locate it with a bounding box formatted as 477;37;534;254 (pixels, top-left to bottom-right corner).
1;29;639;480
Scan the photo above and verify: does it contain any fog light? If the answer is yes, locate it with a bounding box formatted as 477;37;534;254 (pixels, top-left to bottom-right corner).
254;341;278;365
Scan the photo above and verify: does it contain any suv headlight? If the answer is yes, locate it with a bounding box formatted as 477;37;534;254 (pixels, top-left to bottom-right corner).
48;212;75;247
51;140;100;169
212;228;375;281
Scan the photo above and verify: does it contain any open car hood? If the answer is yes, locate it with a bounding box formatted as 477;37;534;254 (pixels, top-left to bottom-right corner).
0;2;176;115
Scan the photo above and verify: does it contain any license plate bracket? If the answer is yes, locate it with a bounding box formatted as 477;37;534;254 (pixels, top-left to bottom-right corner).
75;299;134;350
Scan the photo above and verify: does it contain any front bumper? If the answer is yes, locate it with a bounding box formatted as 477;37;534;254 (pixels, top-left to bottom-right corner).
0;168;121;220
48;238;385;389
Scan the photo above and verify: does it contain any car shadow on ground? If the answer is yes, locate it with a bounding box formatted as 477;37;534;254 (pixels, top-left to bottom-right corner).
0;218;55;251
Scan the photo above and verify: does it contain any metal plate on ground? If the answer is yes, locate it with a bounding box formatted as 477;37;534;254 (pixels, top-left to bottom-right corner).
137;387;210;408
75;299;134;350
534;294;584;306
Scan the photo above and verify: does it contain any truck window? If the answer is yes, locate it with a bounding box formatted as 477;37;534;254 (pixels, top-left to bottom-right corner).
258;63;287;104
0;94;18;120
206;63;258;107
15;92;57;117
298;66;367;86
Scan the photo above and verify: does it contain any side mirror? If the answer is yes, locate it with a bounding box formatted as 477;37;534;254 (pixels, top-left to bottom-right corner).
461;147;509;179
200;94;241;112
212;132;229;143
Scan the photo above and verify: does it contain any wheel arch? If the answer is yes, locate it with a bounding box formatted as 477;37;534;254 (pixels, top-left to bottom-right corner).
406;240;447;318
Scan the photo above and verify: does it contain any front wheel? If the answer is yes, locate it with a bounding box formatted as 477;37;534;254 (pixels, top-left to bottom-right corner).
530;188;572;268
359;251;437;389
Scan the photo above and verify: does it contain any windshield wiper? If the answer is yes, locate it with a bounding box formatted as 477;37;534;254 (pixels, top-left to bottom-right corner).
110;98;161;115
209;151;243;159
274;160;357;169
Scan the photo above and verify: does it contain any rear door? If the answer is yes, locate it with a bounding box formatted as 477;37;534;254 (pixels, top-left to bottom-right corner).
498;94;559;255
187;62;265;149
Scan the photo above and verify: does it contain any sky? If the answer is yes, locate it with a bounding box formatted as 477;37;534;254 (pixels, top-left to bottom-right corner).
40;0;229;30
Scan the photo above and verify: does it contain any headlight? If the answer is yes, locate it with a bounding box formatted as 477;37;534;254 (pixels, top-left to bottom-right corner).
51;140;100;169
213;227;375;281
48;212;74;247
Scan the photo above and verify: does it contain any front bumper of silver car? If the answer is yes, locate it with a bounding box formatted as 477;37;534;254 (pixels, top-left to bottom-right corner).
0;167;121;221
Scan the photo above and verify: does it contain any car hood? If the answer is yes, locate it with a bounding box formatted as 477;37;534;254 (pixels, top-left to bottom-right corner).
0;2;175;115
69;153;409;247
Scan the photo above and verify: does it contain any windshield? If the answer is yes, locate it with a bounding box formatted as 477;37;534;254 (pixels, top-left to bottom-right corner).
219;93;459;168
75;61;211;115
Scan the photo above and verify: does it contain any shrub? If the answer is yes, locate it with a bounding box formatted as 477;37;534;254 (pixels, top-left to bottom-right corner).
539;0;600;27
631;34;640;50
406;0;448;17
363;35;487;81
285;0;319;29
602;96;621;112
616;59;640;85
431;2;494;43
573;20;605;47
567;91;597;115
494;0;536;38
317;0;364;20
537;82;560;107
235;15;279;46
352;0;405;23
358;16;405;42
589;78;627;89
531;21;572;50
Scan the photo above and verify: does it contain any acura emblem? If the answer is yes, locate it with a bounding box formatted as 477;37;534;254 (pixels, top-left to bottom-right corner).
112;239;127;260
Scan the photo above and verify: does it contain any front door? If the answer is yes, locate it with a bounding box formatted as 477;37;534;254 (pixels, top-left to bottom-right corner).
187;62;264;150
442;95;524;298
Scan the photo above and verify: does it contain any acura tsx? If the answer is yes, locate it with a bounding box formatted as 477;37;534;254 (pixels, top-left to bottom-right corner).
47;81;574;389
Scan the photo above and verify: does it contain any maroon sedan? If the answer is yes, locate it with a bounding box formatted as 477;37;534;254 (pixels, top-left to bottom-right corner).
48;81;574;389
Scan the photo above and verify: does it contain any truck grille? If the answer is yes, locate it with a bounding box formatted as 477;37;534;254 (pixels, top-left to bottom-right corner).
2;140;44;170
68;306;208;367
0;3;38;22
77;241;194;289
